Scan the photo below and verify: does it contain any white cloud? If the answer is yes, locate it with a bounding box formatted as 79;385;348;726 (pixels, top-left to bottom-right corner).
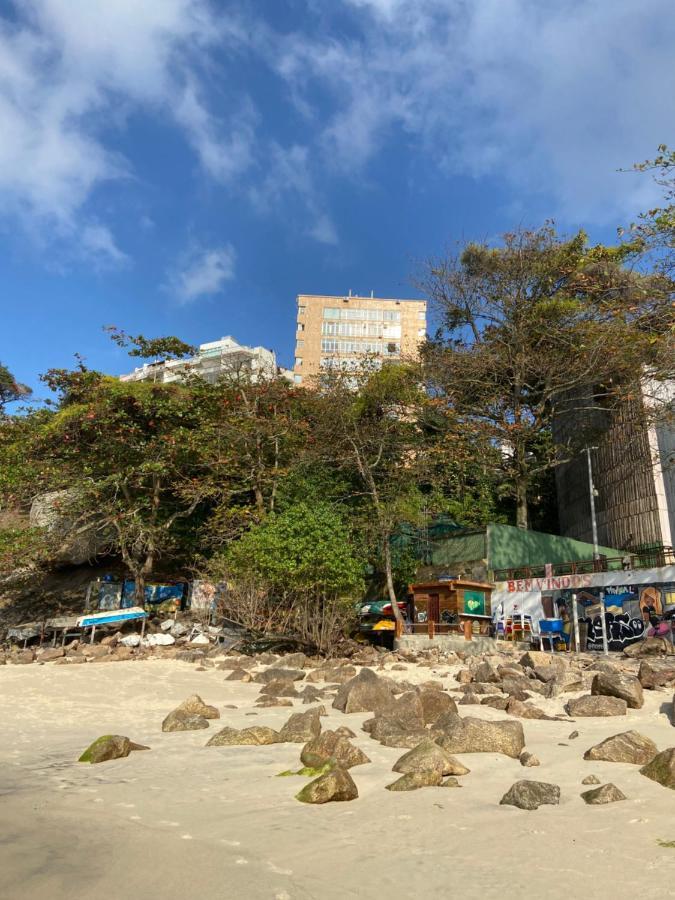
249;143;338;245
0;0;253;263
277;0;675;225
168;244;236;304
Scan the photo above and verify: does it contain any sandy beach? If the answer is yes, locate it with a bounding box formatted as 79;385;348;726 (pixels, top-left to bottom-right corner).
1;654;675;900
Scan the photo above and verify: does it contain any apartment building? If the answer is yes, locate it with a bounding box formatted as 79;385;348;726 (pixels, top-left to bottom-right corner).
555;380;675;551
120;336;289;385
293;293;427;384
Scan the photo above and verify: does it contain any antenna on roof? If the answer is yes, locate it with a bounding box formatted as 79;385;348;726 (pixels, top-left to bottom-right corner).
348;289;352;297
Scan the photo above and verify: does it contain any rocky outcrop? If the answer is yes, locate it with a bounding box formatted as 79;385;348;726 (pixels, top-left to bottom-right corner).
296;767;358;803
206;726;280;746
174;695;220;719
591;673;643;710
385;772;444;791
332;668;395;714
565;695;627;717
638;660;675;690
640;748;675;789
581;783;626;804
392;739;469;777
278;707;323;743
255;668;305;684
434;716;525;758
162;710;211;732
583;730;658;765
300;730;370;769
500;780;560;810
624;637;674;658
419;690;457;725
78;734;149;763
259;679;300;698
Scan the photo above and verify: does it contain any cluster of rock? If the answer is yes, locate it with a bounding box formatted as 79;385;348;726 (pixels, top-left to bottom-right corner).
70;640;675;810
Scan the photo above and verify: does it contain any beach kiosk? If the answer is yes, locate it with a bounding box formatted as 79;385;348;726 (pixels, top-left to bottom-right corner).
409;578;493;639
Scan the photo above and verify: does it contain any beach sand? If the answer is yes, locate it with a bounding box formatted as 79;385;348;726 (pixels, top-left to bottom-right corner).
1;656;675;900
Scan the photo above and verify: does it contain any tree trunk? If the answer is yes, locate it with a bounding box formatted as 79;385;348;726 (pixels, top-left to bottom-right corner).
515;477;529;530
133;570;146;606
383;537;404;626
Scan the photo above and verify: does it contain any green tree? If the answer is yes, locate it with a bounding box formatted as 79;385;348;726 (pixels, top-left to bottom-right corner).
30;369;212;600
627;144;675;275
421;225;673;529
217;501;364;653
0;363;31;413
312;363;438;627
225;501;364;595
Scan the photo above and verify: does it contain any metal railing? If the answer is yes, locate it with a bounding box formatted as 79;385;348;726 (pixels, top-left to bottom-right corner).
492;546;674;583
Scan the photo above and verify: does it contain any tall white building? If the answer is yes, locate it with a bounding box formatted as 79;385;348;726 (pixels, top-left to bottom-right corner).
120;336;289;385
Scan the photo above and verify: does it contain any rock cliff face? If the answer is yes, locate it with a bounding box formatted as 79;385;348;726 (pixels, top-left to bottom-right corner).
30;490;110;565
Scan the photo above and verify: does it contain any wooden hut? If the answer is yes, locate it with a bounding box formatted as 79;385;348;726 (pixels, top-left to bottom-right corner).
408;578;493;637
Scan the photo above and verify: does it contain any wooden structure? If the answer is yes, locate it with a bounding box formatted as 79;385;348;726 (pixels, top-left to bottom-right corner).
408;579;493;639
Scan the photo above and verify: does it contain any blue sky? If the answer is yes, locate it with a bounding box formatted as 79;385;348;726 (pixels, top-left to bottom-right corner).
1;0;674;399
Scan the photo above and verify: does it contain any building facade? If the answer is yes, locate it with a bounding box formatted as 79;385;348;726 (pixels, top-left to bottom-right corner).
555;382;675;552
120;336;288;385
293;293;427;384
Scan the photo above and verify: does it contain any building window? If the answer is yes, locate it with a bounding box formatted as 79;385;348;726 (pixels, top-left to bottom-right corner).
296;340;304;349
298;305;306;314
418;310;426;320
322;307;401;323
418;327;426;337
295;357;303;367
294;374;302;384
297;322;305;332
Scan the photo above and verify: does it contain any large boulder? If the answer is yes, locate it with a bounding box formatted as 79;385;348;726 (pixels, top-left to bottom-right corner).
225;668;253;682
30;489;110;565
473;661;501;684
624;637;674;658
638;660;675;690
386;772;444;791
300;730;370;769
255;668;305;684
520;651;566;670
392;739;469;777
278;707;323;743
583;730;658;765
434;716;525;759
259;679;300;698
565;695;627;717
505;698;556;721
640;748;675;789
206;726;280;746
161;711;210;732
272;653;307;669
366;691;428;748
78;735;149;763
591;673;643;710
419;690;458;725
37;647;65;662
174;695;220;719
332;668;395;714
500;780;560;810
581;783;626;804
296;766;358;803
306;665;357;685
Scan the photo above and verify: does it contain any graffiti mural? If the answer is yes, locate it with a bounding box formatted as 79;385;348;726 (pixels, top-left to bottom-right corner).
568;581;675;652
582;612;645;652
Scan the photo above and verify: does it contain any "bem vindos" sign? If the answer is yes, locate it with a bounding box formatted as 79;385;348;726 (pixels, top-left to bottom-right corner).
504;574;593;593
